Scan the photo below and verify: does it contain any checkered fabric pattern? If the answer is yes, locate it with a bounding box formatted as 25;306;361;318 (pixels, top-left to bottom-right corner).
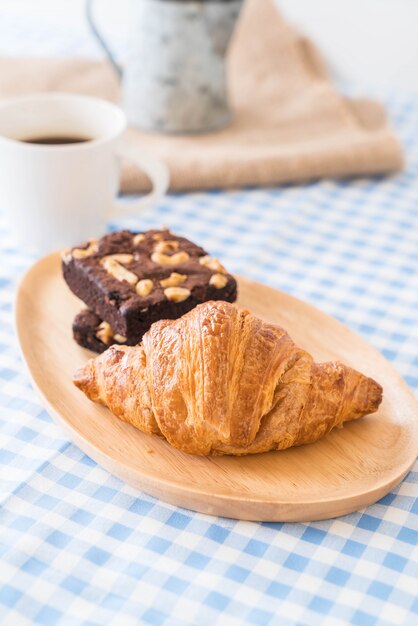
1;4;418;625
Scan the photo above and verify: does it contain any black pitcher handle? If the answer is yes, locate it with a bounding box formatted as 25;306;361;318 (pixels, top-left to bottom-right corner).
85;0;123;79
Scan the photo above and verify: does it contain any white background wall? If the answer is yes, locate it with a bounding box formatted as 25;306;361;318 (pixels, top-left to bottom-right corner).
0;0;417;93
279;0;418;93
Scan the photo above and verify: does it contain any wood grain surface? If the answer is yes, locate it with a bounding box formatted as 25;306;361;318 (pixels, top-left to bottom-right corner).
15;253;418;521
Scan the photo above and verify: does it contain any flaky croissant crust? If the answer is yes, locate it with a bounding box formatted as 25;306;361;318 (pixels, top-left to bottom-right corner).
74;301;382;456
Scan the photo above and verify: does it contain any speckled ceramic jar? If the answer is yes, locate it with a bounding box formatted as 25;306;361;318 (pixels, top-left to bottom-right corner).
123;0;243;133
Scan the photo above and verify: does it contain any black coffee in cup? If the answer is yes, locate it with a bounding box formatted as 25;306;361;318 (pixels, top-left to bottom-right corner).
21;136;92;145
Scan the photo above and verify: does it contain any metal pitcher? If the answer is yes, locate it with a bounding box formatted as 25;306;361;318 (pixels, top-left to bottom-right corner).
86;0;244;134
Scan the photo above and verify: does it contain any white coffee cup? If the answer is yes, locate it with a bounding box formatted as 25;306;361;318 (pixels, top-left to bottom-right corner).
0;93;169;253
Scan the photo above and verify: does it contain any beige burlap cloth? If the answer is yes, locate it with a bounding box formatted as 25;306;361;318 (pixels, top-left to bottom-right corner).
0;0;403;192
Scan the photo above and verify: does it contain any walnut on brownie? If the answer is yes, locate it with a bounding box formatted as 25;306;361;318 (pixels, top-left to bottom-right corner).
72;309;131;354
62;229;237;350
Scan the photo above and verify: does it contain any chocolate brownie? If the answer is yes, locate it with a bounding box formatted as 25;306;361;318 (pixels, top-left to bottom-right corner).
73;309;132;353
63;229;237;345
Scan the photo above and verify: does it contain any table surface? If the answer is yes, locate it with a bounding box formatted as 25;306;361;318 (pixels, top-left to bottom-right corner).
0;6;417;626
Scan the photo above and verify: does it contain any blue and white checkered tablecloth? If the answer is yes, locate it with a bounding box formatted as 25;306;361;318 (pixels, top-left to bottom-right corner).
1;6;418;626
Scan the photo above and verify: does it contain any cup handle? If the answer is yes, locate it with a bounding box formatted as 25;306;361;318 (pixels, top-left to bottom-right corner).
108;144;170;218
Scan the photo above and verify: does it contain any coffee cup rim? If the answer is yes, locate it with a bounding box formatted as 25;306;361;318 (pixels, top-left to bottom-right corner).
0;92;127;150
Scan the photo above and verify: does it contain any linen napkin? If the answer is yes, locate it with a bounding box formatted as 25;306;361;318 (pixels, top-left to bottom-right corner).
0;0;403;192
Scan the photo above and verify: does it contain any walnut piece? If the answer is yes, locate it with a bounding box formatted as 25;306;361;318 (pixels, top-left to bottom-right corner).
159;272;187;288
71;240;98;259
152;233;164;241
154;240;179;254
151;251;190;266
102;253;134;265
164;287;191;302
101;258;138;285
113;333;127;343
209;273;228;289
96;321;113;345
61;249;72;264
133;233;145;245
199;255;227;274
136;279;154;297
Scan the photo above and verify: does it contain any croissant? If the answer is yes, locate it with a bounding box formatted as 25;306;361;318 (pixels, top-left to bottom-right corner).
73;301;382;456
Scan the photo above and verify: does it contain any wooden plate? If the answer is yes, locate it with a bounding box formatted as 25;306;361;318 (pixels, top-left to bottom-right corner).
15;253;418;522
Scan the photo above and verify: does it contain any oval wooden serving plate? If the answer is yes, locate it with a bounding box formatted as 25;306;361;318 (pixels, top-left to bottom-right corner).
15;253;418;522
